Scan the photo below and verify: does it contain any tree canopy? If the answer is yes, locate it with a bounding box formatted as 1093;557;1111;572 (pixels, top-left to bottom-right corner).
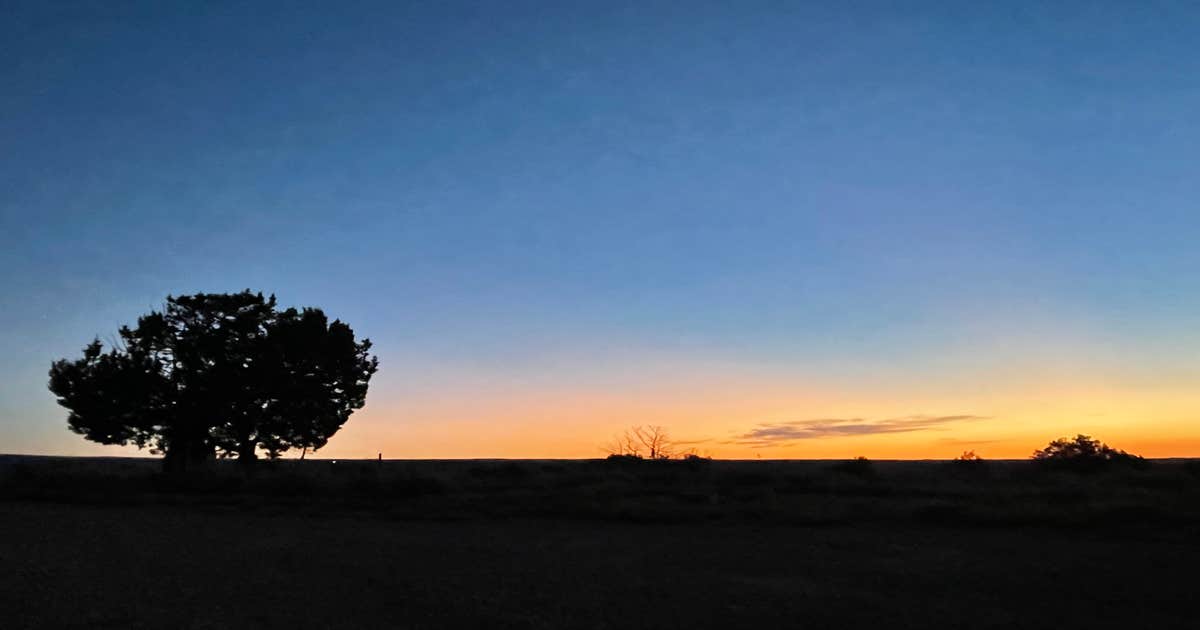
1031;434;1145;471
48;291;378;471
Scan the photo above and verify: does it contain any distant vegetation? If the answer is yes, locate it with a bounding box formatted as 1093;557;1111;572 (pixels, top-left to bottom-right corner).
1032;434;1146;472
605;425;680;460
3;433;1192;528
47;291;378;473
830;456;875;477
949;450;988;475
955;450;984;463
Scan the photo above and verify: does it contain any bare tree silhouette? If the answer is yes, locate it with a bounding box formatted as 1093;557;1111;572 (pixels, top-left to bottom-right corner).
605;425;674;460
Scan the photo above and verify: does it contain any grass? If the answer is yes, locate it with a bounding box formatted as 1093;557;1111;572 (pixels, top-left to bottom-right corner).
4;455;1199;526
2;456;1199;628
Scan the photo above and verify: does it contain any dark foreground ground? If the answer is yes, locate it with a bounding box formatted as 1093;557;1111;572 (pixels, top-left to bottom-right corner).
2;456;1199;628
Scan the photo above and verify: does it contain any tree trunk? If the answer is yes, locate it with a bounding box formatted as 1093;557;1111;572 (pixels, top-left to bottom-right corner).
162;440;215;475
237;442;259;475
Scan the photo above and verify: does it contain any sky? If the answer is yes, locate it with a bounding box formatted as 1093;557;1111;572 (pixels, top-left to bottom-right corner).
3;1;1199;459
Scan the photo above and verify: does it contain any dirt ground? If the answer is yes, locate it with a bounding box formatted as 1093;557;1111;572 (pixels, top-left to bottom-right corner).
1;502;1195;629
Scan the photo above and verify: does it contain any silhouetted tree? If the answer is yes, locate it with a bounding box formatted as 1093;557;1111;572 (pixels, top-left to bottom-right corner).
605;425;674;460
1031;434;1145;472
48;291;378;472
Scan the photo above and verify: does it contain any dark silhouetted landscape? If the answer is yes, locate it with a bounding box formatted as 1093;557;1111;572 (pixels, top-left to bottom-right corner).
4;453;1200;628
7;1;1200;627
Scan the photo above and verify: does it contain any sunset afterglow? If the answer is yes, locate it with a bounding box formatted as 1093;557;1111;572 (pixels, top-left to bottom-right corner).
4;2;1199;461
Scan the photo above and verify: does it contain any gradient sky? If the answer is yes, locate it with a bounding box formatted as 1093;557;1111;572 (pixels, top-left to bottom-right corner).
3;1;1199;459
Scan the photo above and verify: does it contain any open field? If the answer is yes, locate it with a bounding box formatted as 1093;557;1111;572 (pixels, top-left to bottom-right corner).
2;502;1198;629
2;456;1200;628
4;455;1200;526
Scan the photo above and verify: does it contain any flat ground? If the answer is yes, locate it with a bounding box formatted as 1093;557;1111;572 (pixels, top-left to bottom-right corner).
3;457;1199;628
1;502;1197;629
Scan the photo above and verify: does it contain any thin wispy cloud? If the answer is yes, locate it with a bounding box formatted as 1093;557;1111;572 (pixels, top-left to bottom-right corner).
733;415;989;448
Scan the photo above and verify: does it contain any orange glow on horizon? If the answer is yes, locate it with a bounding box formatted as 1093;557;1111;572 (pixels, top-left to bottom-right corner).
37;354;1200;461
312;367;1200;460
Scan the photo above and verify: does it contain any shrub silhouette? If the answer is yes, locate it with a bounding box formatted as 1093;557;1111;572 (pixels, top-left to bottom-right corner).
955;450;984;462
1031;434;1146;472
832;456;875;478
605;453;644;464
950;450;988;474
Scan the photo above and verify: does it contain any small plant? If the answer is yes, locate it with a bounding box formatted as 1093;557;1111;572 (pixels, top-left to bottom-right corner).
956;450;983;462
1031;434;1146;472
832;456;875;478
949;450;988;475
955;450;985;464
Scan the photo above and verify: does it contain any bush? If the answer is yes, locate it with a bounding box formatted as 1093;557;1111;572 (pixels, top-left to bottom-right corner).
832;456;875;478
950;450;988;474
1032;435;1147;472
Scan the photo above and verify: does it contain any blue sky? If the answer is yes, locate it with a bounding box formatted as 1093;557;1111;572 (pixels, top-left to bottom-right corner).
3;1;1199;457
